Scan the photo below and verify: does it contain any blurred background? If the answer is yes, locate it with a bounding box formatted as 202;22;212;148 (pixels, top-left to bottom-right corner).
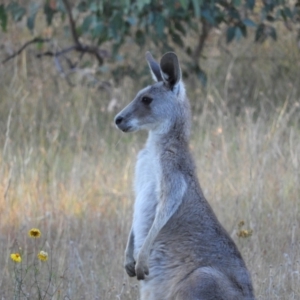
0;0;299;299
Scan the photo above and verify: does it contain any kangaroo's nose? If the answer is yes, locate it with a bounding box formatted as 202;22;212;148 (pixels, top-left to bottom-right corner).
115;116;123;125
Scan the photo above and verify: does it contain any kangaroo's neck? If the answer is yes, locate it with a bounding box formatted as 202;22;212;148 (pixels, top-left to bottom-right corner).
147;117;190;153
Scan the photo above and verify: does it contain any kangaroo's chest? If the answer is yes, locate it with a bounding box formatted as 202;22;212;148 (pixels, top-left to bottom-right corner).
132;147;161;255
134;147;161;194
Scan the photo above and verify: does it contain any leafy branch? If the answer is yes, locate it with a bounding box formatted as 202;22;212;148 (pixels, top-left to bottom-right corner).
1;0;299;85
2;37;50;64
61;0;107;65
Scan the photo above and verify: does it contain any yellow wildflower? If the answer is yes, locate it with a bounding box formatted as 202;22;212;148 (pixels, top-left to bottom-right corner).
237;229;253;238
10;253;22;263
38;251;48;262
28;228;41;238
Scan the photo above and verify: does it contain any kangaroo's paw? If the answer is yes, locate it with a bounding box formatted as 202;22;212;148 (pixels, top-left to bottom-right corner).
135;255;149;280
124;258;136;277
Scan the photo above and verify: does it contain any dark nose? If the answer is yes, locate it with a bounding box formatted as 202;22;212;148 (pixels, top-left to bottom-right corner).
115;116;123;125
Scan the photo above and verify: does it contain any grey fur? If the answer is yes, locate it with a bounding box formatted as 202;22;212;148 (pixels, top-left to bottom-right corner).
114;52;255;300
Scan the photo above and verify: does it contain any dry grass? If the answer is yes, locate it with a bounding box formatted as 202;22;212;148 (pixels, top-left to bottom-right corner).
1;23;300;299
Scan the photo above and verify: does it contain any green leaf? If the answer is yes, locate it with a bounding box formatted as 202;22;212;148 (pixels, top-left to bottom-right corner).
284;7;293;19
137;0;151;12
186;46;192;56
44;3;56;25
228;8;240;20
7;2;26;22
263;1;275;13
213;8;225;25
201;8;214;24
109;11;123;40
269;26;277;40
238;24;247;37
179;0;189;10
232;0;242;6
260;7;267;21
92;22;104;39
266;15;275;21
77;1;88;12
235;26;243;40
255;23;265;42
226;26;236;43
192;0;201;18
121;0;131;14
135;29;145;46
154;12;165;37
56;0;66;13
89;2;99;13
0;4;8;31
279;8;286;21
246;0;255;10
147;11;154;25
112;42;122;56
81;15;96;33
36;38;44;51
126;16;136;26
27;2;39;33
174;20;186;35
243;18;256;27
172;32;184;48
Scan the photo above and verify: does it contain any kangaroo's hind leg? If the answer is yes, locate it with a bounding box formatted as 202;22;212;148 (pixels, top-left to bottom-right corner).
174;267;249;300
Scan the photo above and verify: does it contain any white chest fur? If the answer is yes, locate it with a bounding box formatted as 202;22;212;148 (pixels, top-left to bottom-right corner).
132;139;161;258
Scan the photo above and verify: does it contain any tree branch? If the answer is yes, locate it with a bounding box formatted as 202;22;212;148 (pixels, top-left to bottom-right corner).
36;45;76;58
61;0;80;46
193;19;212;66
75;44;108;65
61;0;106;65
36;45;77;69
2;38;50;64
2;0;108;87
36;44;108;66
2;0;107;68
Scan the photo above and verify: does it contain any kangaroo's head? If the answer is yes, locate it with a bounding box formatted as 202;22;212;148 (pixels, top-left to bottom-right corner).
114;52;190;135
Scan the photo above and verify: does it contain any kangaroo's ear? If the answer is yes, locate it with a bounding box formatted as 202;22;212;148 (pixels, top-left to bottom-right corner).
160;52;181;89
146;51;163;82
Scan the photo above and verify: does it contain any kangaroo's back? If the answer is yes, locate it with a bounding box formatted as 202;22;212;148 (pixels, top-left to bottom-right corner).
114;51;255;300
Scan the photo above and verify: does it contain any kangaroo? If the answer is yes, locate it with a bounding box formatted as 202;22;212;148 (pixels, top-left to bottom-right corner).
114;52;255;300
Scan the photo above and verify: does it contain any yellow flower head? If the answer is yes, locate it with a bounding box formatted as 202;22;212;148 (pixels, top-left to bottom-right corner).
28;228;41;238
10;253;22;263
38;251;48;262
237;229;253;238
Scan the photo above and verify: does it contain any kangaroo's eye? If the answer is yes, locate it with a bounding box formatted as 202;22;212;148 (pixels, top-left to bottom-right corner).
141;96;153;105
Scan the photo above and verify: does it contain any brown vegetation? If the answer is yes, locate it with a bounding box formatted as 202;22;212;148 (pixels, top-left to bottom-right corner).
0;21;299;299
